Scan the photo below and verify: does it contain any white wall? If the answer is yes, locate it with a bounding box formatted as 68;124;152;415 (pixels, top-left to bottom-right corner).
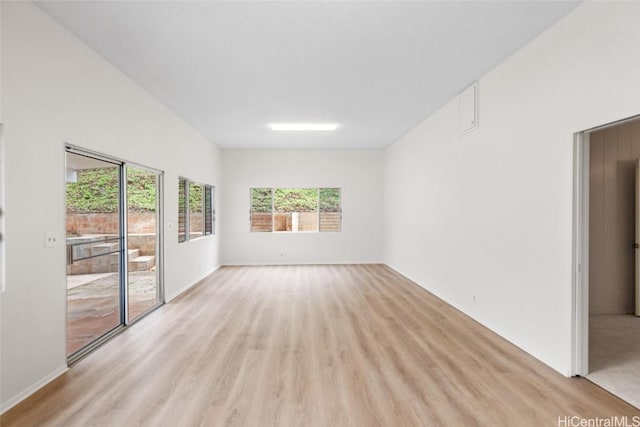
385;1;640;376
0;2;221;412
221;150;384;265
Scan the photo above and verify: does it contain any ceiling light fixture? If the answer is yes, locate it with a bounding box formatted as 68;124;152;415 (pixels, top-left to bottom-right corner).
268;123;339;131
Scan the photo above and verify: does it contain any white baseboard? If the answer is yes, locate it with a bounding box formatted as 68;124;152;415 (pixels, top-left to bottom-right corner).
166;265;221;302
384;264;570;378
1;266;222;415
1;365;68;415
220;261;384;266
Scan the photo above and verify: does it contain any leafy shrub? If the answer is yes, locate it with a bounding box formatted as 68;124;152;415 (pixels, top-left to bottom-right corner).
319;188;340;212
67;168;158;213
189;182;203;213
251;188;340;213
251;188;272;213
274;188;318;213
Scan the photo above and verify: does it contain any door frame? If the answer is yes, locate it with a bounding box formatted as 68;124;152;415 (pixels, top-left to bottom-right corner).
65;144;165;364
572;130;590;376
572;114;640;377
0;124;5;293
124;162;166;316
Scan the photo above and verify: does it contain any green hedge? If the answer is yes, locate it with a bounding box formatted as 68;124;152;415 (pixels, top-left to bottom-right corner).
251;188;340;213
66;168;157;213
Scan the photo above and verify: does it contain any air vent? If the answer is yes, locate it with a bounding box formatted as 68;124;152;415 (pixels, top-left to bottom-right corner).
459;82;478;135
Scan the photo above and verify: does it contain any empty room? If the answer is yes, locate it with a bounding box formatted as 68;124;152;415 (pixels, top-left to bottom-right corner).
1;1;640;426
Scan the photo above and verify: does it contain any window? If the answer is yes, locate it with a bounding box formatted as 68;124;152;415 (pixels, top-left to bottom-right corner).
250;188;341;233
251;188;273;232
204;186;214;235
274;188;318;232
319;188;341;232
178;178;187;243
189;181;203;239
178;177;215;242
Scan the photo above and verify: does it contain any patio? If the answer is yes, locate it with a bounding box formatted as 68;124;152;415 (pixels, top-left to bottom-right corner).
67;271;158;355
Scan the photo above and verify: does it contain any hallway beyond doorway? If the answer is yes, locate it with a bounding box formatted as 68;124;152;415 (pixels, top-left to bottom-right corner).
589;314;640;408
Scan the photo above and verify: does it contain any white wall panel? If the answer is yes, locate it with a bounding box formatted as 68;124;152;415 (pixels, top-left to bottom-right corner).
221;150;384;265
0;2;220;411
384;1;640;375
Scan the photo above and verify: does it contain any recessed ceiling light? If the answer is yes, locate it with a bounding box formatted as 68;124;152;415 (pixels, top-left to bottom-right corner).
268;123;339;131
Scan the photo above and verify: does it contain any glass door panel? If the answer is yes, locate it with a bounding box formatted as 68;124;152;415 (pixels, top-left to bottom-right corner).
126;166;161;321
65;152;123;357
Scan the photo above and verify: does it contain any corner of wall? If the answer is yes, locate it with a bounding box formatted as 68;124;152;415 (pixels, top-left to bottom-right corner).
0;365;68;415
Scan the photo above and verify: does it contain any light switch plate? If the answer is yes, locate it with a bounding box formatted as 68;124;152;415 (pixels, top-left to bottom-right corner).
44;232;61;248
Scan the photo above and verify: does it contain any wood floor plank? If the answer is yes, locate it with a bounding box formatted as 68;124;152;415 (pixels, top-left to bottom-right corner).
2;264;639;427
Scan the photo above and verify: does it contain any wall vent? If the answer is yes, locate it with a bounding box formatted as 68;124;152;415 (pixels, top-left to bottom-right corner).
459;82;478;135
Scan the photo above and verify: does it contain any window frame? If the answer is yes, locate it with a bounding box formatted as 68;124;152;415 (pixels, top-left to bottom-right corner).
188;181;204;239
178;176;215;243
178;177;188;243
204;185;215;236
319;188;342;233
249;187;341;233
250;188;273;233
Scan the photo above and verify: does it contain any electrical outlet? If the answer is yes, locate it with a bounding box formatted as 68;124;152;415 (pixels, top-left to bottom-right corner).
44;232;61;248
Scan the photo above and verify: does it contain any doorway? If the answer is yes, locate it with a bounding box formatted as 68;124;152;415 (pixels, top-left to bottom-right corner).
65;147;163;363
574;116;640;409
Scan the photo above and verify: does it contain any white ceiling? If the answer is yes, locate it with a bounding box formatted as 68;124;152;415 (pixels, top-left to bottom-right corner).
37;1;580;150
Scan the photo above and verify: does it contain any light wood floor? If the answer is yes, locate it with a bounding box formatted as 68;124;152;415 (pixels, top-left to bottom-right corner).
3;265;639;426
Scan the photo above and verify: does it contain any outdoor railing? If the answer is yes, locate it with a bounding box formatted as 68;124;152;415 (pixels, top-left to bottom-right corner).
66;236;121;266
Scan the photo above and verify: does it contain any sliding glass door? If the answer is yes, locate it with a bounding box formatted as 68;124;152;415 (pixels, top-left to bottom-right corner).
126;166;162;321
66;151;124;357
66;148;163;362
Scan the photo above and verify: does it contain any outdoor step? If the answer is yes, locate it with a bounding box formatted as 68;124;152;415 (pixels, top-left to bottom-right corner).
129;255;155;272
88;242;119;257
127;249;140;261
108;249;140;265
